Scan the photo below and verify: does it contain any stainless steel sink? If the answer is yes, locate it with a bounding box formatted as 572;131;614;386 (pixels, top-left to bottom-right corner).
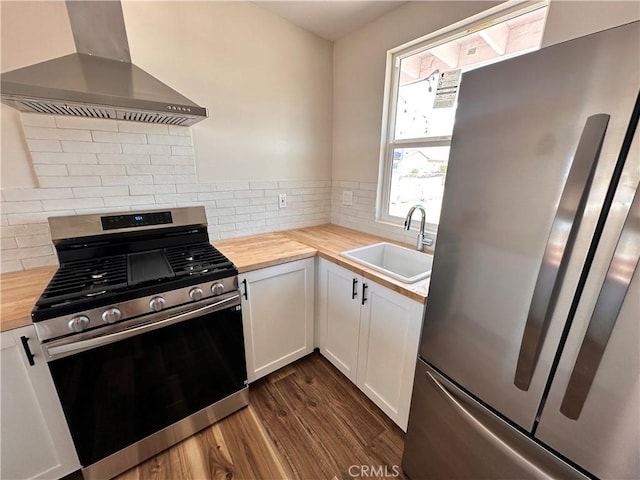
340;242;433;284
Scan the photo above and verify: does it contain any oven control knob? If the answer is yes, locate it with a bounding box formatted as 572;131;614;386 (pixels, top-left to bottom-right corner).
189;287;204;301
68;315;90;333
211;283;224;296
149;296;166;312
102;307;122;324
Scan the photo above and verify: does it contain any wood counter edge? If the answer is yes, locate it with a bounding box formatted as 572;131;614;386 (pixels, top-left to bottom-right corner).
234;250;317;274
1;224;427;333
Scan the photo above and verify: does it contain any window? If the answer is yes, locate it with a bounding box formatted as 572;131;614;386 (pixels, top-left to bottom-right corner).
379;3;548;230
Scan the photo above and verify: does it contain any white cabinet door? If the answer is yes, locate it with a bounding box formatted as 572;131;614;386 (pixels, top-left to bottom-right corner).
357;280;424;431
317;259;362;382
240;258;315;382
1;325;80;480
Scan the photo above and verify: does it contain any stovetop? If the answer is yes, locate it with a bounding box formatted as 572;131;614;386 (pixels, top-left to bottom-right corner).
32;242;236;322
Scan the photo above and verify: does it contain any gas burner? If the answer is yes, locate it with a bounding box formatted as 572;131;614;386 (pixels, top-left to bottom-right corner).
85;290;107;297
31;207;238;324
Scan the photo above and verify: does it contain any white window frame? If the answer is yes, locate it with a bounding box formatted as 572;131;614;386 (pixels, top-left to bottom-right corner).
377;0;549;232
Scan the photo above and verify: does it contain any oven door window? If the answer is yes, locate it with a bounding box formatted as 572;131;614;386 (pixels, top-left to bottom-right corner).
48;305;246;467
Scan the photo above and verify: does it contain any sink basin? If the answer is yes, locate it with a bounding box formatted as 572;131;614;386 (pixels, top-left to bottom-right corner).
340;242;433;284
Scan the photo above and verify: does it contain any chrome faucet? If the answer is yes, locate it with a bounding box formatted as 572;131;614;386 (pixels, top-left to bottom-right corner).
404;205;432;252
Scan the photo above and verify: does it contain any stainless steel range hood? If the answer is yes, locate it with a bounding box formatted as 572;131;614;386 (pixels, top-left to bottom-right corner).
0;1;207;126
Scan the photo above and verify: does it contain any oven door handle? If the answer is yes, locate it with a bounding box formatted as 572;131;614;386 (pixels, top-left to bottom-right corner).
45;293;241;360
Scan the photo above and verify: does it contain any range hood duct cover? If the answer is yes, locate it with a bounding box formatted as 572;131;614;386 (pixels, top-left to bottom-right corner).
0;1;207;126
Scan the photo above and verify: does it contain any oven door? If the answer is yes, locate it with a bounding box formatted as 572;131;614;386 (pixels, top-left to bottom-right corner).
44;293;247;479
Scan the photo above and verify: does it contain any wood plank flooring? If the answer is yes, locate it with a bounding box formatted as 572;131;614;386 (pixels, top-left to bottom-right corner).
115;352;406;480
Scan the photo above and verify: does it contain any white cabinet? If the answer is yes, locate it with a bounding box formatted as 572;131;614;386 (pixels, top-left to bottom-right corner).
240;258;315;382
1;325;80;480
316;258;362;382
317;259;424;431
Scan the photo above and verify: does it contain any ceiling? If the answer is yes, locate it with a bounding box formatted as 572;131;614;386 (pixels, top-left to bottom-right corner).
255;1;407;41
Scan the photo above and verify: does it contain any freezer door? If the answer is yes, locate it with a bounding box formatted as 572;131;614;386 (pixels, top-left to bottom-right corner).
402;358;587;479
535;172;640;479
420;21;639;430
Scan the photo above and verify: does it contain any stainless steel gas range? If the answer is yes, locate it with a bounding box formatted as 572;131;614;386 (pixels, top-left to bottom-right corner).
30;206;248;480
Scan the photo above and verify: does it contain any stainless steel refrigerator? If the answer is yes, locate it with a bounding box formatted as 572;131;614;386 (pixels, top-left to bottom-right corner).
402;21;639;479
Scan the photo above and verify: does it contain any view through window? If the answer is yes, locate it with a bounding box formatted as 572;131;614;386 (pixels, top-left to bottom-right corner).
381;5;548;227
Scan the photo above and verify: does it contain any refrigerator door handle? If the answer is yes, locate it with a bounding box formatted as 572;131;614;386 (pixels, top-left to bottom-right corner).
514;114;610;391
559;187;640;419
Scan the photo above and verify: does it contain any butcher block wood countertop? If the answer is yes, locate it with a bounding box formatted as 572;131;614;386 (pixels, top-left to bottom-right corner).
0;224;430;333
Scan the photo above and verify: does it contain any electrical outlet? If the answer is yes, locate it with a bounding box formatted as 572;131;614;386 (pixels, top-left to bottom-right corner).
278;193;287;208
342;191;353;206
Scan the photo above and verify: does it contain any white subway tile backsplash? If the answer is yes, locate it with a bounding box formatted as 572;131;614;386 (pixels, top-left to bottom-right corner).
62;141;122;154
24;126;92;141
68;164;126;176
122;144;171;155
2;188;66;202
117;122;169;134
170;146;194;156
73;186;129;198
153;174;195;184
74;207;131;215
154;193;198;204
129;185;177;195
1;260;24;273
278;181;305;189
43;197;104;211
98;154;150;165
1;201;43;214
235;205;266;215
103;195;155;207
150;155;194;165
125;165;174;175
2;245;54;261
217;198;249;209
39;176;101;188
15;234;51;248
101;175;153;186
34;164;68;177
176;184;216;193
174;165;196;175
20;113;56;128
32;152;98;164
5;113;332;272
147;134;191;146
92;131;147;144
0;223;49;238
55;116;118;131
27;139;63;152
216;182;250;192
1;237;18;249
21;255;58;270
198;191;233;201
233;190;264;199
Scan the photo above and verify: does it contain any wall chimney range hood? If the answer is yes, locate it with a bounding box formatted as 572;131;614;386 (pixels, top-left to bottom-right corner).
1;1;207;126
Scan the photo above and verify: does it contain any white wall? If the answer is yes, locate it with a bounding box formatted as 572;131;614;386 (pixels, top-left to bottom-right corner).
0;1;76;188
542;0;640;47
332;1;500;184
0;1;333;189
0;1;333;272
122;1;333;183
330;0;640;241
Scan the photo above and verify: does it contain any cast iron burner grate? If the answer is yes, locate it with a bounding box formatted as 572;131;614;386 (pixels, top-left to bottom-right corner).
37;255;128;307
164;243;234;277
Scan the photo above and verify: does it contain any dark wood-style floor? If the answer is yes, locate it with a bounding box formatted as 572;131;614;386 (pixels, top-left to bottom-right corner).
115;351;406;480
